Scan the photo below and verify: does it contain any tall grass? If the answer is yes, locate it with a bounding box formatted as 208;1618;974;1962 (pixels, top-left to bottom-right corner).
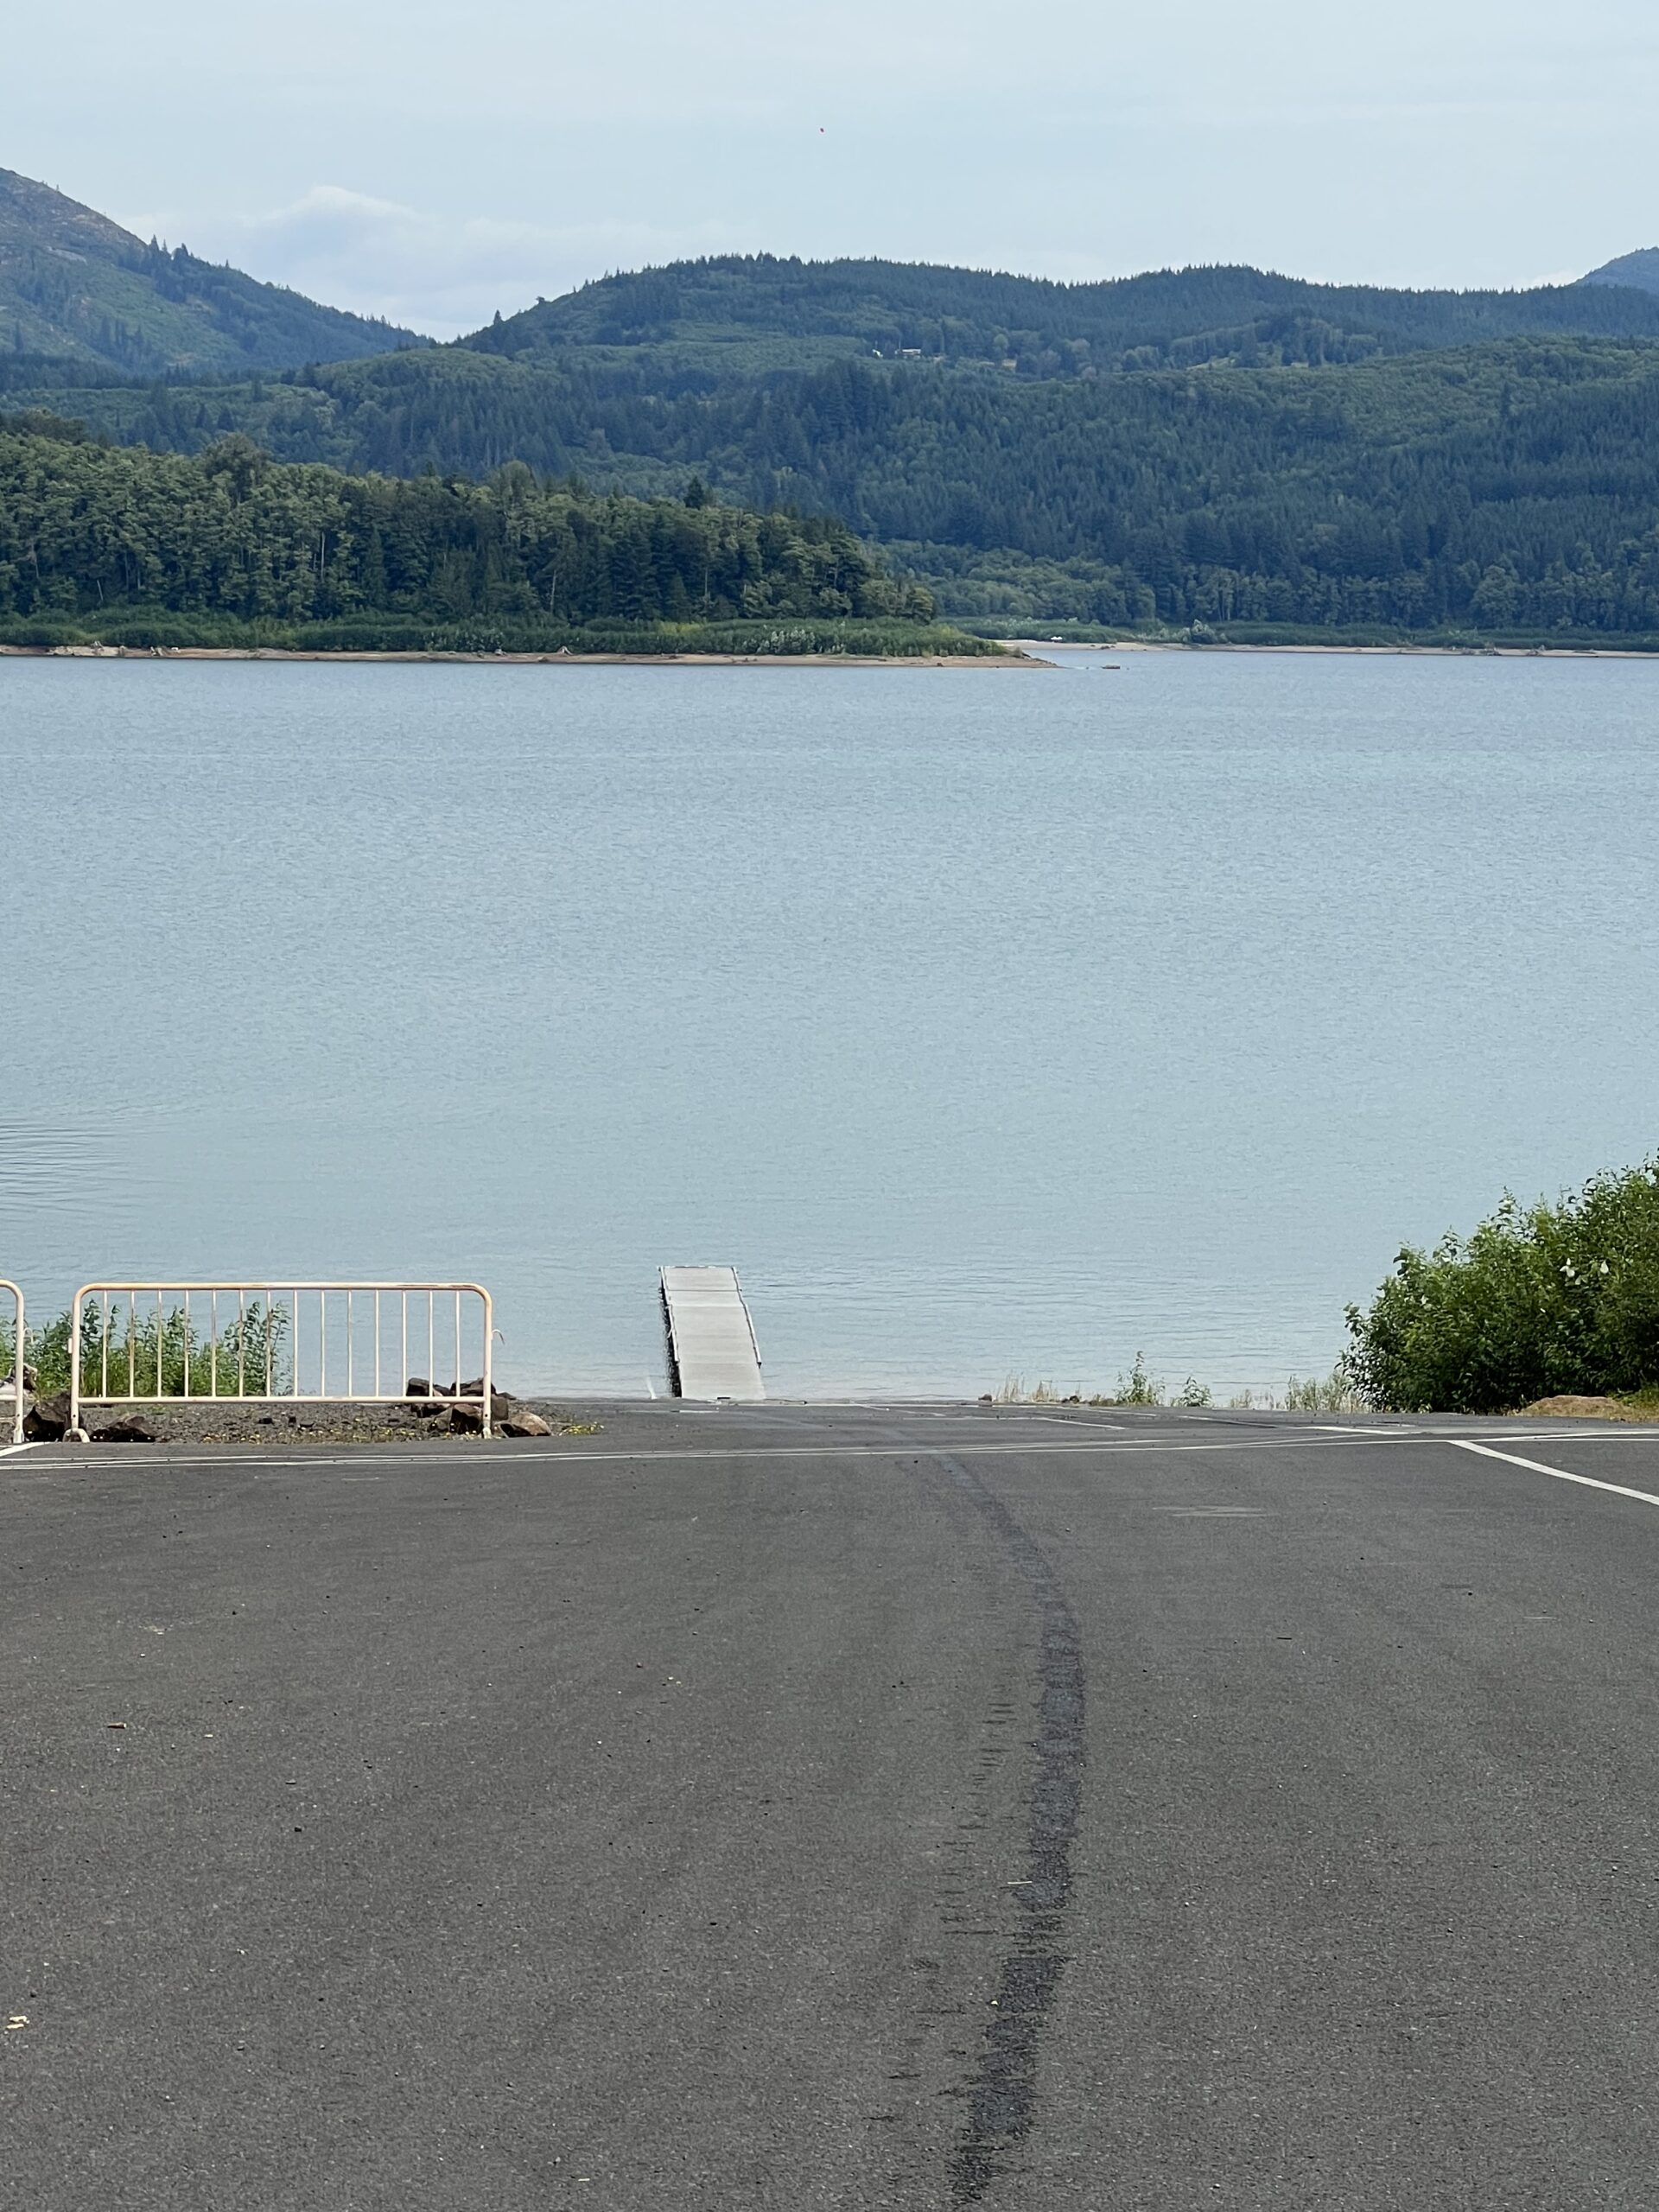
995;1356;1214;1408
993;1356;1369;1412
1227;1370;1363;1413
995;1376;1065;1403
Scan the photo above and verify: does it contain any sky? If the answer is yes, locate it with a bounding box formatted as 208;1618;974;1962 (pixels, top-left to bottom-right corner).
10;0;1659;337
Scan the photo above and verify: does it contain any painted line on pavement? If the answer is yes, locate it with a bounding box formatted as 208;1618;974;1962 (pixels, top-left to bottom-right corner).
44;1425;1659;1476
1312;1424;1418;1435
1452;1438;1659;1509
48;1434;1427;1473
0;1442;35;1462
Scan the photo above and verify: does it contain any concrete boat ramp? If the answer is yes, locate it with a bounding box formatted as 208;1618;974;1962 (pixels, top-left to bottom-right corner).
659;1265;765;1401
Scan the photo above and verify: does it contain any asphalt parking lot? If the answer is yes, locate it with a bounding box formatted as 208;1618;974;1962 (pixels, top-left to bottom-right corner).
6;1400;1659;2209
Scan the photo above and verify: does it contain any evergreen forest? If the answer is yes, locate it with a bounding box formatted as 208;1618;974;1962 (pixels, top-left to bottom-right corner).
467;253;1659;376
22;334;1659;637
0;416;947;651
11;196;1659;639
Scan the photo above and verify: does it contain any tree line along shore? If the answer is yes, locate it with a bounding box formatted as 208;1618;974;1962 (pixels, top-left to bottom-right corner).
0;413;1000;658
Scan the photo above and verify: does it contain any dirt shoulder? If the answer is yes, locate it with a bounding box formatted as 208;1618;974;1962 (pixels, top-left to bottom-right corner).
22;1397;604;1447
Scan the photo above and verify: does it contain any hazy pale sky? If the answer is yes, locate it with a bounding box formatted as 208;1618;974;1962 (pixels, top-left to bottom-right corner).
11;0;1658;335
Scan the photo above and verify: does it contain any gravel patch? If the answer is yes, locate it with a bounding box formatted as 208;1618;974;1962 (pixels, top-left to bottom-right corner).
48;1398;602;1446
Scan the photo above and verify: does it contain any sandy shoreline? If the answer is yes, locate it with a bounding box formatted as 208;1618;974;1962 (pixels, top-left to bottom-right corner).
16;636;1654;664
0;644;1036;669
1007;639;1659;660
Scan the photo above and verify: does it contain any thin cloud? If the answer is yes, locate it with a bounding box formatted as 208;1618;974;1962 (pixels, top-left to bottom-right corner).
138;186;742;338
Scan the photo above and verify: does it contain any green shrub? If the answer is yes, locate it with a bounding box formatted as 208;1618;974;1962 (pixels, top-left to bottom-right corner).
3;1299;290;1399
1344;1160;1659;1411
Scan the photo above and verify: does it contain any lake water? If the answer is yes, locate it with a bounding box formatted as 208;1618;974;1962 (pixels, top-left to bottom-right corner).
3;649;1656;1399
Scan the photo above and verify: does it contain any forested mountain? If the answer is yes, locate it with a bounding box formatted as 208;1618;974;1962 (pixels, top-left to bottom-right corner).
13;216;1659;636
0;166;427;372
21;332;1659;636
0;415;937;642
464;253;1659;378
1585;248;1659;296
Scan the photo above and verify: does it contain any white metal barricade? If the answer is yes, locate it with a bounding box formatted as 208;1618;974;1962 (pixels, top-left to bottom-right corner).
1;1280;22;1446
68;1282;494;1437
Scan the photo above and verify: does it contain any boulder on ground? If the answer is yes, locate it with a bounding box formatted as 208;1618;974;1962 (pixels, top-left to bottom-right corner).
500;1410;552;1438
447;1395;521;1433
92;1416;159;1444
23;1391;71;1441
404;1376;434;1397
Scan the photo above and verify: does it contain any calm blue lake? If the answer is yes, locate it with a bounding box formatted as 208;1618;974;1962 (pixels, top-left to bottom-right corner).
3;649;1656;1398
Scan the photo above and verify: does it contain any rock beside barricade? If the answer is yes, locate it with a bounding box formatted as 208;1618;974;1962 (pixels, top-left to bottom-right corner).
406;1376;526;1432
23;1391;71;1441
92;1416;160;1444
449;1403;551;1437
445;1395;524;1434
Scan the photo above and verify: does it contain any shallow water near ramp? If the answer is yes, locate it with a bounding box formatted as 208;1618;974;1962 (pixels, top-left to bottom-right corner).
3;649;1658;1396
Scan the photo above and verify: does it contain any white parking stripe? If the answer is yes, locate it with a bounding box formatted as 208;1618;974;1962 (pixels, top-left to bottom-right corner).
1453;1438;1659;1509
30;1424;1659;1478
38;1434;1414;1473
0;1442;35;1462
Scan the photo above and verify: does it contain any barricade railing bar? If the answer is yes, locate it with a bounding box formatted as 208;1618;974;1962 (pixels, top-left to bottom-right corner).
68;1282;494;1437
1;1280;22;1446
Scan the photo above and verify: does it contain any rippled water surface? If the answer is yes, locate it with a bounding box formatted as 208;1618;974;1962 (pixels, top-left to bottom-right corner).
4;650;1657;1396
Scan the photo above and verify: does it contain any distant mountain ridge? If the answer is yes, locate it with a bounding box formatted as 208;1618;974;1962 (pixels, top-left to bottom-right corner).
7;162;1659;382
1584;248;1659;295
15;177;1659;639
0;165;429;372
462;252;1659;378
